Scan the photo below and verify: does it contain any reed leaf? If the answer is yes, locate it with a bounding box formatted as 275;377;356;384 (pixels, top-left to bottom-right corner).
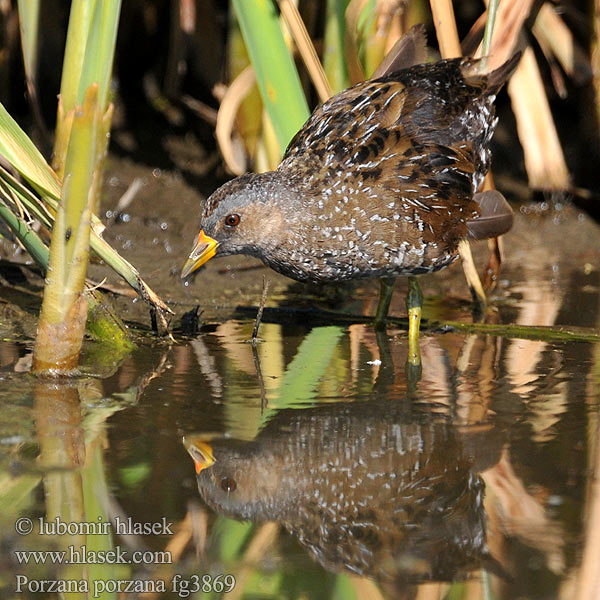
78;0;121;113
0;195;48;270
271;326;344;411
231;0;309;152
324;0;350;93
0;102;171;315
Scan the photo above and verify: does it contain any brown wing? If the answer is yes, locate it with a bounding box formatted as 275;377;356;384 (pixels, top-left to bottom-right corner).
279;63;483;250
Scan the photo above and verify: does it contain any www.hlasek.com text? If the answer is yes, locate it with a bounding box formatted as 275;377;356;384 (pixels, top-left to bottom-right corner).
14;546;172;566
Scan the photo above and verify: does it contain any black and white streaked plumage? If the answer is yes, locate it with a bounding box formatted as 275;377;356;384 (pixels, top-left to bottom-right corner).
181;27;517;285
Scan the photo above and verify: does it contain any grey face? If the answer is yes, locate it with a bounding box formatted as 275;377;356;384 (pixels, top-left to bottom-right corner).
199;172;285;257
200;177;257;255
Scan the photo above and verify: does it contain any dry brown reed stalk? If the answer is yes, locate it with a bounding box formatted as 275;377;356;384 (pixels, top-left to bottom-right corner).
251;276;270;341
429;0;461;57
471;1;570;191
532;3;591;86
216;65;256;175
508;45;570;189
428;0;486;308
277;0;333;102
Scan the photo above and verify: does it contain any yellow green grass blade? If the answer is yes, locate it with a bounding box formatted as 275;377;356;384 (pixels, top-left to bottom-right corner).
0;102;171;315
16;0;40;87
0;165;54;228
231;0;309;152
272;326;344;409
55;0;121;120
0;102;61;199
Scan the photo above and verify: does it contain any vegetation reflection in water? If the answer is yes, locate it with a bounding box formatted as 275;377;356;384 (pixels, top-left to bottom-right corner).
174;308;598;600
1;291;599;598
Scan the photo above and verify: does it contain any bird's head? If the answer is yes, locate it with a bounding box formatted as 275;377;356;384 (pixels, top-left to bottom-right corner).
184;436;284;521
181;172;285;278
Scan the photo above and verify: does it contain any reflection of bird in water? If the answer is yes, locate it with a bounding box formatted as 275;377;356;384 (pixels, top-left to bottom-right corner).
185;401;504;587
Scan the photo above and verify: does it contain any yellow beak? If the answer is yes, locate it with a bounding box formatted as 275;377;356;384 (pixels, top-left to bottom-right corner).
183;437;215;474
181;230;219;278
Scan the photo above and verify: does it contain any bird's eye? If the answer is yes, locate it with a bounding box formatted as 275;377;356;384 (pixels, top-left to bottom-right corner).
224;214;240;227
220;477;237;493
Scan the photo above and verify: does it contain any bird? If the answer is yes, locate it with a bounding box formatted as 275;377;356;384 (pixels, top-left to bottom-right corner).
181;26;517;362
184;399;505;588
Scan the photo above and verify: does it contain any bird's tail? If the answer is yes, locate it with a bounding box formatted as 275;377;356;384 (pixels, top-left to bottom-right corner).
460;52;522;97
485;53;522;94
467;190;514;240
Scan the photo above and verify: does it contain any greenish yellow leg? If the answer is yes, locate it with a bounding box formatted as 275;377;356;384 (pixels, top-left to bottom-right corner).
406;276;423;366
374;277;396;330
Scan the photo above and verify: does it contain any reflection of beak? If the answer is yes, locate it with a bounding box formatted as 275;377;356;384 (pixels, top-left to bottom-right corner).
181;231;219;278
184;437;215;474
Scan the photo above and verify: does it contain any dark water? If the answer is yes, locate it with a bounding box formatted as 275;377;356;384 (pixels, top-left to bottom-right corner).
1;319;599;598
1;201;599;599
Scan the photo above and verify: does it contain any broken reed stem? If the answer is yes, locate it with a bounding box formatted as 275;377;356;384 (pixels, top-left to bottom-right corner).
481;0;499;70
344;0;368;84
458;239;487;311
252;277;270;341
251;343;268;410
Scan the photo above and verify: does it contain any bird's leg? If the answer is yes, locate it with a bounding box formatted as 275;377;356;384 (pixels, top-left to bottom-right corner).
406;276;422;367
374;277;396;330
